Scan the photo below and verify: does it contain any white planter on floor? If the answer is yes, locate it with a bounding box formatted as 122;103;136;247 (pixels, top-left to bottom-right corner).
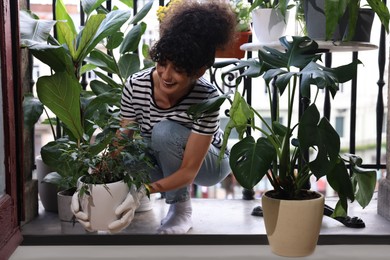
78;178;130;232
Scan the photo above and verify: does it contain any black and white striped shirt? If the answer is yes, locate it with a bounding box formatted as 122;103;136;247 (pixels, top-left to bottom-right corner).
120;67;224;148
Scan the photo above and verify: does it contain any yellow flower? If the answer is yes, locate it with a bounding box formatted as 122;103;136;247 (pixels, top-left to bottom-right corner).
156;0;183;22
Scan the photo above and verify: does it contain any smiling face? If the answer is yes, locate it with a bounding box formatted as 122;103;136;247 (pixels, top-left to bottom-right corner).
155;60;206;98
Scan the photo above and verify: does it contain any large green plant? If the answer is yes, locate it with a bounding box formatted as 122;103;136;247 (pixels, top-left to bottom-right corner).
20;0;154;190
189;36;376;218
324;0;389;40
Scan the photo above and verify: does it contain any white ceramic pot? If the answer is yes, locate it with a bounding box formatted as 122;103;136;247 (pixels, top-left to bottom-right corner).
251;8;289;44
78;178;130;232
262;190;324;257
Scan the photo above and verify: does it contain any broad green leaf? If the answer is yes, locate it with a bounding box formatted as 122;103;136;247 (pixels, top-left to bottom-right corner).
19;10;56;43
120;22;146;54
187;92;230;120
230;136;275;190
327;158;354;201
55;0;77;45
129;0;153;24
23;41;74;74
94;71;123;89
82;0;107;15
118;53;140;80
298;104;340;178
56;21;77;58
367;0;390;33
90;80;114;95
74;14;106;62
86;49;118;74
106;31;124;50
36;72;83;140
82;10;131;60
23;94;44;130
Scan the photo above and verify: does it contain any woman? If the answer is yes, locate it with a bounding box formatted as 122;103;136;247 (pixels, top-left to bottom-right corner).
73;0;237;234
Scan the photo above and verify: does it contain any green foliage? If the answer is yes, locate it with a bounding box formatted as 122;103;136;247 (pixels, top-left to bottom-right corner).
324;0;389;40
188;36;377;217
20;0;154;190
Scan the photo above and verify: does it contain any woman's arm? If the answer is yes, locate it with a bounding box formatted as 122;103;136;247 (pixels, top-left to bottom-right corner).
147;132;212;193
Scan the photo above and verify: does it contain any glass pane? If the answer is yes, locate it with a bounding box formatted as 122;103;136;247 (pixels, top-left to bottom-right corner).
0;56;5;196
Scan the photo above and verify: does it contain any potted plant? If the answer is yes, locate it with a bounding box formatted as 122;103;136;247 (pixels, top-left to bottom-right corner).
249;0;294;43
188;36;376;257
20;0;154;218
70;123;152;232
303;0;390;41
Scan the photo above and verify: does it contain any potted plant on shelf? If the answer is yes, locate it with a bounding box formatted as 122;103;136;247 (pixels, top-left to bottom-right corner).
188;36;376;257
303;0;390;41
20;0;154;219
249;0;294;43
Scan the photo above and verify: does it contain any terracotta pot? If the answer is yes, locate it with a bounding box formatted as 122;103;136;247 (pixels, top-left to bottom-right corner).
78;178;130;232
262;190;324;257
215;30;251;59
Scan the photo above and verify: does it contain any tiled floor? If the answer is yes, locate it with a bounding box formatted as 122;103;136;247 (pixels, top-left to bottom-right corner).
19;194;390;246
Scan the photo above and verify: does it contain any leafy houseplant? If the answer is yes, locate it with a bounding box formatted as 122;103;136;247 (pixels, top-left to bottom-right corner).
20;0;154;192
189;36;377;255
230;36;375;214
319;0;389;40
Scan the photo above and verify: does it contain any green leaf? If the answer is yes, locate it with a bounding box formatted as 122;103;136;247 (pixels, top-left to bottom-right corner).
42;172;62;186
86;49;118;75
298;104;340;178
118;53;141;81
74;14;106;62
23;41;74;74
327;158;354;201
36;72;84;140
90;80;114;95
19;10;56;43
129;0;153;24
94;71;123;89
120;22;146;54
55;0;77;45
367;0;390;33
187;92;230;120
85;10;131;57
230;136;275;190
23;94;44;130
106;31;124;50
81;0;107;15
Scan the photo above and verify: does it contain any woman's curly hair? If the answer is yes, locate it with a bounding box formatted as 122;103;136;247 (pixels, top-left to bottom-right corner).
149;0;237;76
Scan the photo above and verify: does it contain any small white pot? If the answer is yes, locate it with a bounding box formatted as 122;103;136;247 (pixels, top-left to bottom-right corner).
251;8;289;44
78;178;130;231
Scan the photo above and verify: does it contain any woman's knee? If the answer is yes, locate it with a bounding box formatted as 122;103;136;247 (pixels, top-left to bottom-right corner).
151;121;189;151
